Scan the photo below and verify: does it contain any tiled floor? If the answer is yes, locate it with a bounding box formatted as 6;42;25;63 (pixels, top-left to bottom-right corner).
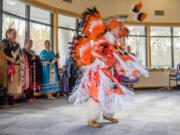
0;90;180;135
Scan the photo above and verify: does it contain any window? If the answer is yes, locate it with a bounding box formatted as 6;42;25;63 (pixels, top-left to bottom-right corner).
58;29;75;67
1;0;53;55
58;14;76;29
173;27;180;67
2;0;26;46
30;6;51;24
30;23;50;55
151;26;171;68
58;14;76;67
2;14;25;46
125;25;147;66
3;0;25;17
30;6;52;54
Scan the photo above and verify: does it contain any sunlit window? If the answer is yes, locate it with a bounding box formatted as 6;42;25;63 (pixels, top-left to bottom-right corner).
58;14;77;67
151;26;171;68
30;6;51;24
30;23;50;55
125;25;147;66
173;27;180;67
29;6;52;54
2;14;26;47
58;28;75;67
58;14;76;29
3;0;25;17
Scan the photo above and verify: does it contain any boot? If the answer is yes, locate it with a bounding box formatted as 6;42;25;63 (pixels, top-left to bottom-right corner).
47;93;56;100
88;120;101;128
0;104;12;109
8;96;19;107
11;103;19;107
63;93;67;97
56;92;60;97
103;115;119;123
32;98;38;102
26;98;35;103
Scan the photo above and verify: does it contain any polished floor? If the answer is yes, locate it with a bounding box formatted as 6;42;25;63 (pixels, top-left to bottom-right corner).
0;90;180;135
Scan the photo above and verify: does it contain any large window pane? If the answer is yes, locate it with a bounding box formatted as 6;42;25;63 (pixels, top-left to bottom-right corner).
173;27;180;36
151;26;171;36
30;6;51;24
3;0;25;17
2;14;25;47
30;23;50;55
174;38;180;66
125;37;146;65
58;29;75;67
151;37;171;68
58;14;76;29
125;25;146;66
126;25;145;36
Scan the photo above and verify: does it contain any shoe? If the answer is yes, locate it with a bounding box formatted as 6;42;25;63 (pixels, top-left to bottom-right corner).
57;92;60;97
103;115;119;123
26;99;35;103
0;104;12;109
63;93;67;97
88;120;101;128
47;93;56;100
32;98;38;102
11;103;19;107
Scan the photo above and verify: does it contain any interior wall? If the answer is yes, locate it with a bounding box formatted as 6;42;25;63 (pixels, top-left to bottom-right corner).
35;0;180;23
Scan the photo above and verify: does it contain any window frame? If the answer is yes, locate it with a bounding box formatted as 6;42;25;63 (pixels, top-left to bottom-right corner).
125;24;148;66
0;0;53;48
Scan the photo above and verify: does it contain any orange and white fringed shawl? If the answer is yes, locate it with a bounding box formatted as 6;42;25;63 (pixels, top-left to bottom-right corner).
69;38;135;114
105;32;149;78
69;57;135;114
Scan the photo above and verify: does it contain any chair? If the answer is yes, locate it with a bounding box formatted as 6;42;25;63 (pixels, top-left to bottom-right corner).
169;63;180;90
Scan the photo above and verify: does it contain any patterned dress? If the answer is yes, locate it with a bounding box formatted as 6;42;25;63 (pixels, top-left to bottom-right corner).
40;50;59;92
2;39;24;95
59;70;69;93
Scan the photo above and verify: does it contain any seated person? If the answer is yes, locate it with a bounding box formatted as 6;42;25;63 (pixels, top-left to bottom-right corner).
176;63;180;80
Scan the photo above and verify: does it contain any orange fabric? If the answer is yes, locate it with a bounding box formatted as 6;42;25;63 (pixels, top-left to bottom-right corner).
120;26;128;38
88;66;125;101
91;23;105;42
81;46;94;65
110;44;134;62
136;2;143;11
72;37;91;66
107;20;123;31
82;11;101;36
140;13;147;21
88;70;100;100
101;67;125;95
131;69;139;77
93;42;115;67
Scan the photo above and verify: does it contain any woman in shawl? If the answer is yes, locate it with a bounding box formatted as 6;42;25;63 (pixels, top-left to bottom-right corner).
22;39;43;103
1;29;25;107
40;40;59;99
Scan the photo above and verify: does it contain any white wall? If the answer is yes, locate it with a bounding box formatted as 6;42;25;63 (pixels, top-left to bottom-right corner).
36;0;180;23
